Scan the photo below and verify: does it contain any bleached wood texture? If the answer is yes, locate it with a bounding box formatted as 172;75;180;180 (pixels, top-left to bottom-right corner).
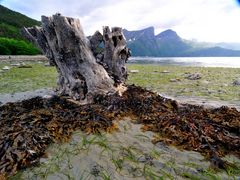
22;14;130;102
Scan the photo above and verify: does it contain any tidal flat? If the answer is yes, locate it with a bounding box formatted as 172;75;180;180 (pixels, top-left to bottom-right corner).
0;61;239;105
0;60;240;179
10;120;240;180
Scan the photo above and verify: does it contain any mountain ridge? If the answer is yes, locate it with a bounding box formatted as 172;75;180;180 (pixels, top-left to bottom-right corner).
0;4;240;57
123;27;240;57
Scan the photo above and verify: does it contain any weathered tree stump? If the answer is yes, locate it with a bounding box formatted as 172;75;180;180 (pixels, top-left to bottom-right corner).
0;14;239;179
22;14;130;102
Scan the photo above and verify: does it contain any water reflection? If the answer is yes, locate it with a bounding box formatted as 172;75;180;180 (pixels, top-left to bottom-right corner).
129;57;240;68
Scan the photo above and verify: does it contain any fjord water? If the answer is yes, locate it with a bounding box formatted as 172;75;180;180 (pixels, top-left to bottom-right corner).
129;57;240;68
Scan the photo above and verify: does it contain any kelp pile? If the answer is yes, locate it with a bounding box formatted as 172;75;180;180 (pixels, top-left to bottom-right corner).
96;85;240;168
0;96;118;177
0;85;240;177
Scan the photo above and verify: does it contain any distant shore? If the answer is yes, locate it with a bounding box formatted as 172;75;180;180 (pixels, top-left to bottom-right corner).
129;56;240;68
0;55;48;62
2;55;240;68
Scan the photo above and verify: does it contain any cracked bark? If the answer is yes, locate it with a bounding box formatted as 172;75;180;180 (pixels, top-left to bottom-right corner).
22;14;130;102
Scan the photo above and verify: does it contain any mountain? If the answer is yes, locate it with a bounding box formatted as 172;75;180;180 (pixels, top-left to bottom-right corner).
0;5;41;55
123;27;159;56
185;40;240;51
0;5;41;39
123;27;240;57
215;42;240;51
1;5;239;57
181;47;240;57
155;29;191;56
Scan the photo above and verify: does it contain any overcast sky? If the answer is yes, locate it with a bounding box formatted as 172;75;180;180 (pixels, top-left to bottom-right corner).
1;0;240;42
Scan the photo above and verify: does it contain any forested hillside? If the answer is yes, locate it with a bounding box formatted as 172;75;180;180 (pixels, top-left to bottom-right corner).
0;5;41;55
0;5;40;39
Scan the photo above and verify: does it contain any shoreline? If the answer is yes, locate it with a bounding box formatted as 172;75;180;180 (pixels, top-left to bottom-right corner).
0;61;239;107
0;55;48;62
171;95;240;110
0;88;55;105
1;88;239;111
129;56;240;68
1;55;240;68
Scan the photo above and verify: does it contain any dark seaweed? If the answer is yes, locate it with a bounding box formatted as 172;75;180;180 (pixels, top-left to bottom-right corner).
0;85;239;177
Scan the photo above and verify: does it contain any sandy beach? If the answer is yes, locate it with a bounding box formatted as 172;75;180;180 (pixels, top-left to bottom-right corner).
0;88;239;179
14;117;240;179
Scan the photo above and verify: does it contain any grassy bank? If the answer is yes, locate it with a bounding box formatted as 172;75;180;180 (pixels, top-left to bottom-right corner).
0;62;239;102
127;64;240;102
0;62;57;93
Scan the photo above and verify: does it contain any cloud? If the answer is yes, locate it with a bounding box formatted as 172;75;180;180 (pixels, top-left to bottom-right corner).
2;0;114;19
1;0;240;42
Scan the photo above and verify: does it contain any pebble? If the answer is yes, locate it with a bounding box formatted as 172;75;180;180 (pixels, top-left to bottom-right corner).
39;157;48;164
170;78;181;82
185;73;202;80
233;79;240;86
10;63;21;66
90;163;102;176
129;69;139;73
43;95;53;99
161;70;170;73
217;89;226;94
2;66;10;71
170;79;178;82
137;153;153;165
44;63;51;67
155;142;170;152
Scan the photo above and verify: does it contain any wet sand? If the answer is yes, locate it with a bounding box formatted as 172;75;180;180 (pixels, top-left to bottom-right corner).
1;88;239;111
172;96;240;110
15;120;239;179
2;88;240;179
0;88;55;105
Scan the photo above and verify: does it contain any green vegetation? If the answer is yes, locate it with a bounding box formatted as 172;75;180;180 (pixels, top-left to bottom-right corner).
127;64;240;102
0;62;57;93
0;37;40;55
0;5;41;55
0;5;40;39
0;62;239;104
0;22;22;39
